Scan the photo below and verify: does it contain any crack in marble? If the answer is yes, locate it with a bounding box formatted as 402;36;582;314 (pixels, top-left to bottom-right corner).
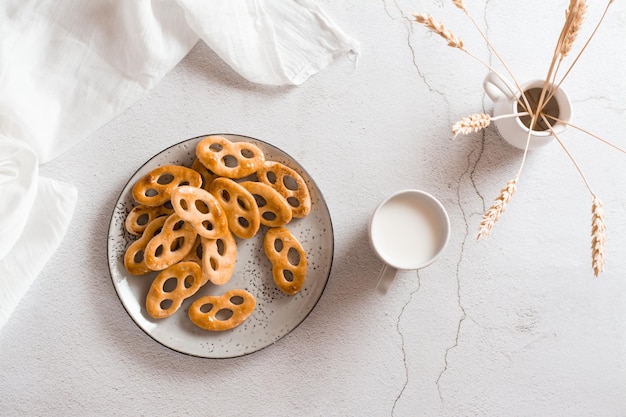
391;271;421;417
436;1;492;401
381;3;446;413
381;0;396;20
473;0;492;215
382;0;491;407
382;0;452;121
435;145;472;401
466;5;492;214
468;141;487;212
434;137;487;400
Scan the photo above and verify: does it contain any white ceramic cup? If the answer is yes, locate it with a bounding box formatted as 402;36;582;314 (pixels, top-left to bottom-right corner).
369;189;451;294
483;72;572;150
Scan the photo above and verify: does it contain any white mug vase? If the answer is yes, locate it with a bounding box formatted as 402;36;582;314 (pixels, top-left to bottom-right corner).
483;72;573;150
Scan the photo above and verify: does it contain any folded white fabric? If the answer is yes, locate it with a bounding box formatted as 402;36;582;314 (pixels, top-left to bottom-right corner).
0;0;199;163
0;170;77;330
0;0;357;331
178;0;359;85
0;137;38;263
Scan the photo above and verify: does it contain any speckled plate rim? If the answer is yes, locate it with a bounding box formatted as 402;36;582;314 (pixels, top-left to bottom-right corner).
107;134;334;358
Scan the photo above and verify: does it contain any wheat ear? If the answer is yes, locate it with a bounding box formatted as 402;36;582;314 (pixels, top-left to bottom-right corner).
591;195;606;277
476;110;540;240
561;0;588;59
452;113;490;137
545;0;614;105
540;112;606;277
477;177;518;239
414;13;464;48
414;13;521;104
550;0;588;93
452;0;466;11
534;0;584;126
452;112;530;138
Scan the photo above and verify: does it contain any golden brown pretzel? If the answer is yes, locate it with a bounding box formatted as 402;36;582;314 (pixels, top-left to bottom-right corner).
144;213;197;271
171;185;229;240
256;161;311;218
191;158;218;190
146;261;204;319
201;229;237;285
263;227;307;295
124;216;168;275
195;135;265;179
131;165;202;207
188;288;256;331
240;181;292;227
125;204;174;236
209;177;260;239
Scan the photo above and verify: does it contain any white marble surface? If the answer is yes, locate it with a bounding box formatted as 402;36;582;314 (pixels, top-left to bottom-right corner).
1;1;625;415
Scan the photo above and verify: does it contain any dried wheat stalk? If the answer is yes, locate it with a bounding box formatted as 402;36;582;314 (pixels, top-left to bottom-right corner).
591;195;606;277
561;0;588;59
452;0;466;12
545;114;626;154
414;13;464;49
540;113;605;277
477;177;518;239
415;10;530;110
547;0;588;97
414;11;523;107
452;112;530;137
452;113;490;137
540;113;594;195
545;0;614;104
448;0;532;114
536;0;587;122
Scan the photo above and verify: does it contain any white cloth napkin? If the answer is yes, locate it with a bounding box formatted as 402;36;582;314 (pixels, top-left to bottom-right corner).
0;0;358;331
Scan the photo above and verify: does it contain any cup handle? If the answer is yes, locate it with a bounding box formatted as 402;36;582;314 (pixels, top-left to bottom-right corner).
483;72;515;102
375;263;398;294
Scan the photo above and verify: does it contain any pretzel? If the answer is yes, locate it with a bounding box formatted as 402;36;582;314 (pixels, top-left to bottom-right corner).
125;204;174;236
144;213;197;271
188;288;256;331
196;135;265;179
201;229;237;285
132;165;202;206
146;261;204;319
191;158;218;190
256;161;311;218
263;227;307;295
171;185;229;240
240;181;293;227
209;177;260;239
124;216;168;275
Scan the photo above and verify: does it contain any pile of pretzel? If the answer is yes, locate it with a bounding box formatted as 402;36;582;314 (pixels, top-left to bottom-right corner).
122;136;311;331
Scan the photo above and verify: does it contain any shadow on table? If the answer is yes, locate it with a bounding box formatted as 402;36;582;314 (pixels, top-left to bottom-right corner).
182;41;295;96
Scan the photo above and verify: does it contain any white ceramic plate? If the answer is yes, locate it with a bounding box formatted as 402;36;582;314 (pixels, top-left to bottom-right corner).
107;134;334;358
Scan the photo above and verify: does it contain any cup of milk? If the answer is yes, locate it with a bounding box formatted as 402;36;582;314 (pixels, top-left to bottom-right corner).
369;189;450;293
